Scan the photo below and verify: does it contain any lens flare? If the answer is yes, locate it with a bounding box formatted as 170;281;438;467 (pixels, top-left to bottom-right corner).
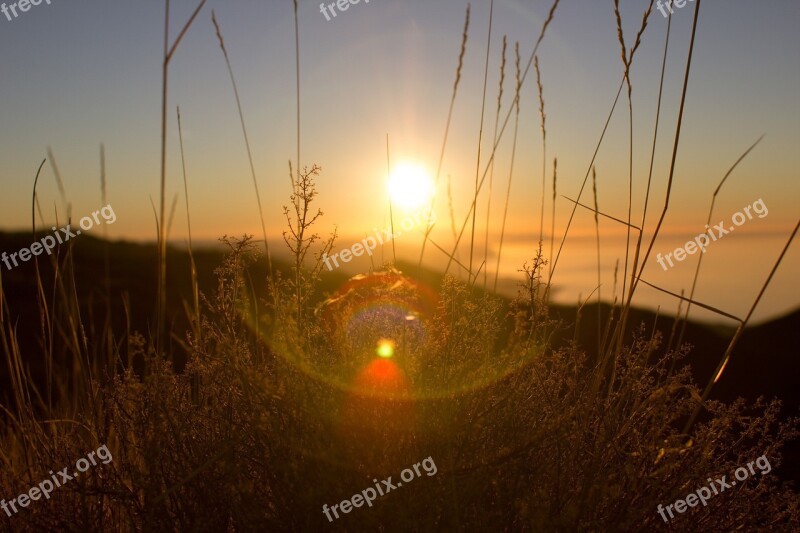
376;338;395;358
241;268;537;400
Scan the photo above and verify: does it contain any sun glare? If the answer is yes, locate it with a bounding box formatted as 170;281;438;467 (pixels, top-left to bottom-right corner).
388;162;434;210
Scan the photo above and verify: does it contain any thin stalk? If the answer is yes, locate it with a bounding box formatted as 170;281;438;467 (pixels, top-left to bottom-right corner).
484;34;506;288
665;289;685;356
212;10;273;282
166;193;179;239
638;279;743;323
535;55;546;245
46;147;68;216
444;0;561;276
30;159;49;407
547;78;624;283
157;0;207;352
419;4;470;269
627;0;703;304
494;42;522;291
386;134;396;263
447;173;461;277
608;0;701;362
560;197;641;232
99;144;113;371
682;217;800;435
635;9;673;285
675;135;764;349
592;166;602;354
547;158;556;299
177;107;200;343
617;6;672;358
293;0;301;185
611;1;656;361
157;0;170;353
469;0;495;279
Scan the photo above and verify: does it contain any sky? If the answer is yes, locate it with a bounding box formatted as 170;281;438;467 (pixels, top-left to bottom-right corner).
0;0;798;323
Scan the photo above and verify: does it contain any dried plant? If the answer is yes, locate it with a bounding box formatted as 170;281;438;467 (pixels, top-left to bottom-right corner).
1;1;798;531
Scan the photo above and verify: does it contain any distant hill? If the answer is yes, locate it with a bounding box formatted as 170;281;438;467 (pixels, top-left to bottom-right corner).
2;231;797;481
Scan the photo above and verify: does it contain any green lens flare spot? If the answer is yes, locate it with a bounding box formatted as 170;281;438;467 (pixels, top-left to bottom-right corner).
376;339;395;358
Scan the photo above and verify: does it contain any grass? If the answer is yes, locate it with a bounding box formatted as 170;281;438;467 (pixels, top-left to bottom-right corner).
1;0;799;530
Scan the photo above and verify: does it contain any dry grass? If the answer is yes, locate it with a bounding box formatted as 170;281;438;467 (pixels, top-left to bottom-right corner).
1;0;799;530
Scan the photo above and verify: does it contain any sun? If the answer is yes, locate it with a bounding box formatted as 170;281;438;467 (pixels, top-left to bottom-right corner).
388;162;435;211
